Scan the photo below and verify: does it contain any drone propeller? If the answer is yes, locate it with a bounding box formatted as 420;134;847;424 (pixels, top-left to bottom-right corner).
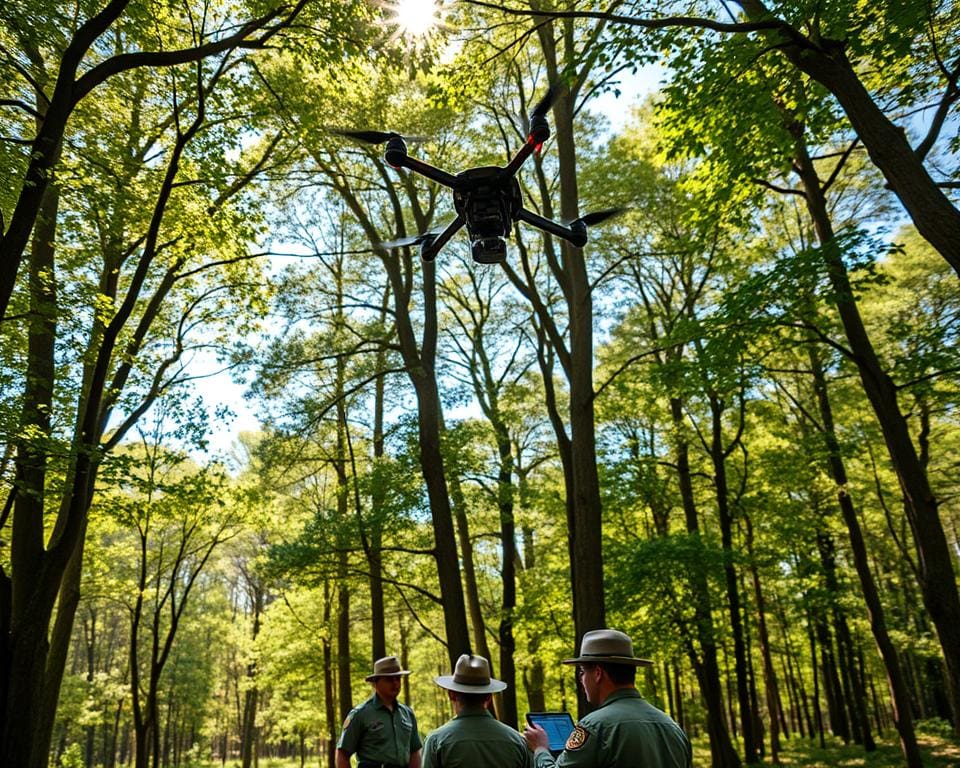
530;83;562;120
380;231;439;250
330;129;426;145
567;207;628;228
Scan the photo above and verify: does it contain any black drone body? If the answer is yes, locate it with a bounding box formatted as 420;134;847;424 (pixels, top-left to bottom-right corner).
339;87;621;263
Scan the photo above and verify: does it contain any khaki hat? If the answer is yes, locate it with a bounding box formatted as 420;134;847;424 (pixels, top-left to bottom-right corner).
562;629;653;666
365;656;412;682
434;654;508;694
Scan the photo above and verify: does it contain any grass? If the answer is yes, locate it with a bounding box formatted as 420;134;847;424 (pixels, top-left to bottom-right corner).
692;732;960;767
203;729;960;768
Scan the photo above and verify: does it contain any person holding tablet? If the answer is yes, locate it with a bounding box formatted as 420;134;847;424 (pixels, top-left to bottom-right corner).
522;629;692;768
422;654;532;768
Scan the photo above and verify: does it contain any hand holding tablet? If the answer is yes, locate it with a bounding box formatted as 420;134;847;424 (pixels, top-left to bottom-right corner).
525;712;576;753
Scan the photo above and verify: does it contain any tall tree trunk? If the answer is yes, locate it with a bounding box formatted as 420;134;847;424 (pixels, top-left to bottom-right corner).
447;467;492;666
3;174;60;768
790;124;960;733
811;551;849;742
368;301;389;661
812;528;854;744
381;248;470;662
533;18;606;664
744;517;781;763
805;343;922;766
322;583;336;768
335;347;353;723
707;393;758;762
240;582;263;768
496;437;519;727
85;610;97;768
806;613;826;748
518;469;546;715
464;311;520;727
671;398;740;768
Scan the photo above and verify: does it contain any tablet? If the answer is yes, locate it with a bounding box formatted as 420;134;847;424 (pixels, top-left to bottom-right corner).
526;711;576;752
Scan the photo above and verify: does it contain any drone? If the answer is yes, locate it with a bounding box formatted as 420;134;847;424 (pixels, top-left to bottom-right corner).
333;86;623;264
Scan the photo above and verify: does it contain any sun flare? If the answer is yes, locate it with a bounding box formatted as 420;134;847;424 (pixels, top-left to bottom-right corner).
388;0;441;38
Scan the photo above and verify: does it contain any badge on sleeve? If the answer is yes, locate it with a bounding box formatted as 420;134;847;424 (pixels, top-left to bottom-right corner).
341;714;353;729
566;725;589;750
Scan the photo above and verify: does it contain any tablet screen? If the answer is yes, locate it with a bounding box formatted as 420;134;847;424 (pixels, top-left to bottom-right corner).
526;712;576;752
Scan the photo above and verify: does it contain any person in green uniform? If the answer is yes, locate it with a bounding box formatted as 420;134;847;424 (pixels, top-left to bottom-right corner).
422;654;532;768
523;629;692;768
336;656;423;768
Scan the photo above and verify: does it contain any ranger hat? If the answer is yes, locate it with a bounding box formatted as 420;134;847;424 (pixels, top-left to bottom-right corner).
434;654;508;694
562;629;653;667
365;655;412;682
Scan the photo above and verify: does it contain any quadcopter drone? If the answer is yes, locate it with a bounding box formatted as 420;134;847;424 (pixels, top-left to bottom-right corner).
334;86;622;264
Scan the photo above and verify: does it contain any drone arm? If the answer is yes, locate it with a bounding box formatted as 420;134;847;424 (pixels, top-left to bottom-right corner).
385;144;459;188
420;216;465;261
517;208;587;247
503;137;539;178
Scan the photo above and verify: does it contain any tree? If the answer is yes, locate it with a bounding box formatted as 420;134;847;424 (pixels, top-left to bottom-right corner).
591;118;743;766
112;416;236;768
0;7;309;758
459;2;644;675
0;0;320;322
438;256;538;726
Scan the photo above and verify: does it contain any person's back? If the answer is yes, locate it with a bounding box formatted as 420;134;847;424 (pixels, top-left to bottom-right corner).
422;654;533;768
575;689;690;768
423;706;531;768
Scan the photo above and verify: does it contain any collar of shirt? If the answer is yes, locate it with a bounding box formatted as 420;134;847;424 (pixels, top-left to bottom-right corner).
372;693;398;711
599;687;641;708
455;705;493;719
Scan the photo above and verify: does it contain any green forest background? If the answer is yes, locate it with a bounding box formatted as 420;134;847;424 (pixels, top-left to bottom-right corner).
1;1;959;767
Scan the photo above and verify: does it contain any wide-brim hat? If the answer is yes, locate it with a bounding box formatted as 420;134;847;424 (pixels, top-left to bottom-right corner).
366;655;413;682
562;629;653;667
435;654;507;694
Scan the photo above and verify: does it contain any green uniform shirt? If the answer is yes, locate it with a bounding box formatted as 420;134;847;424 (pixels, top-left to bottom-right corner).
533;689;692;768
337;693;422;766
422;706;533;768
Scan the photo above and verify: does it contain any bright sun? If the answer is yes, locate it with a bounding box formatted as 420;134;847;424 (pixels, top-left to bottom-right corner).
389;0;440;37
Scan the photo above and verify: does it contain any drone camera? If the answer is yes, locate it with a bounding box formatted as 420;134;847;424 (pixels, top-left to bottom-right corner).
471;237;507;264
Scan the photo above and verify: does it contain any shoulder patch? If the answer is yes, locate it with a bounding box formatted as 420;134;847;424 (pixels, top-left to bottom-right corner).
341;714;353;730
566;725;589;751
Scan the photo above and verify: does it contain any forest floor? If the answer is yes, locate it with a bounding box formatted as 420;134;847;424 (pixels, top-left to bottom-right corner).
691;729;960;767
215;727;960;768
215;734;960;768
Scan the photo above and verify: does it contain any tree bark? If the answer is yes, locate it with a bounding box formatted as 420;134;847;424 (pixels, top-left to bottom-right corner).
389;257;471;661
240;581;263;768
447;465;492;667
333;163;471;663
